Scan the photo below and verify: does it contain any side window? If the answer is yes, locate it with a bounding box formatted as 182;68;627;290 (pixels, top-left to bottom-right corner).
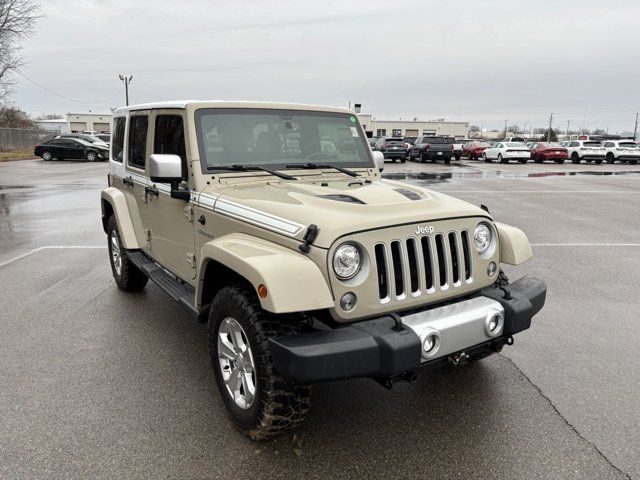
154;115;187;179
111;117;125;163
128;115;148;169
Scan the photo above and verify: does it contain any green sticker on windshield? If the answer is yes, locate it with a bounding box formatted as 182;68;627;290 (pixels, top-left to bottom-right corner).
349;116;356;123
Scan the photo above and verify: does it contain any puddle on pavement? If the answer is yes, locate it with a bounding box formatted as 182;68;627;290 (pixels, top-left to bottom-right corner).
0;185;35;190
382;170;640;185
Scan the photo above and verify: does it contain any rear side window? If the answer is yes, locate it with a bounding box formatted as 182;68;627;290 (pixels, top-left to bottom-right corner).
154;115;187;179
128;115;148;169
111;117;125;163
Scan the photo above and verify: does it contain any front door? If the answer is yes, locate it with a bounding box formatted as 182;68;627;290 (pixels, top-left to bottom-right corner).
145;111;196;281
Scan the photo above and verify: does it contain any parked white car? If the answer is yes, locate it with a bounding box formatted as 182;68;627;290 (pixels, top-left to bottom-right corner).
482;142;531;163
602;140;639;164
565;140;606;164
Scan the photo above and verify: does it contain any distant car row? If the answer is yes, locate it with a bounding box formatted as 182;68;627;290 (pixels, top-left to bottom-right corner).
34;132;111;162
461;139;639;164
370;135;463;164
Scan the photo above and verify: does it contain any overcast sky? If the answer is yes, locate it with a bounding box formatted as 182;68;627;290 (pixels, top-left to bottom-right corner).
13;0;640;131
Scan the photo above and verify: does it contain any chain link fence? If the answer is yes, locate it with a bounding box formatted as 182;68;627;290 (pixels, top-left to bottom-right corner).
0;128;59;152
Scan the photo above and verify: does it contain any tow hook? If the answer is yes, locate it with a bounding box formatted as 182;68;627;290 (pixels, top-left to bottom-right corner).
375;370;418;390
448;351;470;366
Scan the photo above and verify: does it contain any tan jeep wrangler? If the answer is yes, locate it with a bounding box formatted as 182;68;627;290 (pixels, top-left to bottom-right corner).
101;101;546;439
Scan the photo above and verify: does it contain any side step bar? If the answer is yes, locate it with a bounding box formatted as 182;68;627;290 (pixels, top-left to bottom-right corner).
126;250;209;322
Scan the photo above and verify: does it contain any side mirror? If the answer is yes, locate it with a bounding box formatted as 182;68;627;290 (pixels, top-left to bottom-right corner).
149;154;190;201
372;151;385;172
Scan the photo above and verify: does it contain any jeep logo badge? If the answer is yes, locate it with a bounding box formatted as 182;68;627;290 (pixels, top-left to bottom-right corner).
414;225;435;235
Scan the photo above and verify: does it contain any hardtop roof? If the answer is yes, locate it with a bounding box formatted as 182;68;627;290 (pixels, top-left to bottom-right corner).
113;100;356;116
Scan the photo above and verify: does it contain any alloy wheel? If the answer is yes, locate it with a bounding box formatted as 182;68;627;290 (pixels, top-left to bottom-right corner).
217;317;257;410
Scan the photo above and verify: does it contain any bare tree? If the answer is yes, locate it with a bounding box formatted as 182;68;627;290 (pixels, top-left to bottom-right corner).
0;0;42;102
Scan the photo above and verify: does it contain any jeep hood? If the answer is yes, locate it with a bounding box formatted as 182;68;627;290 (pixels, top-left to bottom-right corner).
202;179;490;248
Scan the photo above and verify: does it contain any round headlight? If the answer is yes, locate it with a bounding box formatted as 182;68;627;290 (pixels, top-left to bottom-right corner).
333;243;361;280
474;223;493;255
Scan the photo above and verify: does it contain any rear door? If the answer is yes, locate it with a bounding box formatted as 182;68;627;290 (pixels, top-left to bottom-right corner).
145;110;196;281
125;112;152;251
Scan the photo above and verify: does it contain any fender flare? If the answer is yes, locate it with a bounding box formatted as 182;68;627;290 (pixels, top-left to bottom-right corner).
197;233;334;314
495;222;533;266
100;187;139;249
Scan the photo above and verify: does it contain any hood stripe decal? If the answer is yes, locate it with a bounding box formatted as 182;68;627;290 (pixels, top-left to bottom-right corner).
193;193;304;237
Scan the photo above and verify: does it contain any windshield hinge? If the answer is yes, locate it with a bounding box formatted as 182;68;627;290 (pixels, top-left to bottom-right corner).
184;205;194;222
299;224;319;253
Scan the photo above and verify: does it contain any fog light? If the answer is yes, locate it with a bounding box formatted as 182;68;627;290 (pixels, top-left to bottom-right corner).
422;331;441;357
340;292;357;311
487;262;497;277
484;311;504;337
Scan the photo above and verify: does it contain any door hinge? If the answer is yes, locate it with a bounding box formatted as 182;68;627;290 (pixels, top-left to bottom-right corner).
145;229;152;248
186;253;196;268
184;205;194;222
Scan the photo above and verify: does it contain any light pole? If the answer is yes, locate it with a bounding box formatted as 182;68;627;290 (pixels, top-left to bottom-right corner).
119;75;133;106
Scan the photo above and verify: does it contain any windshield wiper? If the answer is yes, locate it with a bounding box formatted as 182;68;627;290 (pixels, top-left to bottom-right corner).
207;164;297;181
285;163;359;177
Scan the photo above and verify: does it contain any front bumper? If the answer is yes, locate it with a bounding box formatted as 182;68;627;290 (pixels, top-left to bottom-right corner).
270;276;546;383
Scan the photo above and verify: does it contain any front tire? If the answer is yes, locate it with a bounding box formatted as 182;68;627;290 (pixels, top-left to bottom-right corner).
498;154;507;164
571;152;580;164
208;286;311;440
605;153;615;164
86;151;98;162
107;216;148;291
595;158;603;165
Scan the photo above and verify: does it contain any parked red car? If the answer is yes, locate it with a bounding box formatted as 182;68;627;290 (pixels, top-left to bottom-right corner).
465;141;490;160
530;142;568;164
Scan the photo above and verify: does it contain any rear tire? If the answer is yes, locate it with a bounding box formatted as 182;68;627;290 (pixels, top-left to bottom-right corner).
498;154;507;164
483;153;490;163
594;158;603;165
518;158;528;164
107;216;148;292
630;159;638;165
555;159;566;164
533;154;542;164
445;157;451;165
41;151;53;161
605;153;615;164
208;286;310;440
571;152;580;164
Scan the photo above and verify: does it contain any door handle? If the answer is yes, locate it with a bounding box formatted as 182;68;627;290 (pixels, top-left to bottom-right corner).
122;176;134;187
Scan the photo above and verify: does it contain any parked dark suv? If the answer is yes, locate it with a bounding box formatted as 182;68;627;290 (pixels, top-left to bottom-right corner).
408;136;454;164
373;136;407;162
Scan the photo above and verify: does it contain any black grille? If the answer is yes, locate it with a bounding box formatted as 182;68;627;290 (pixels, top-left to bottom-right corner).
406;239;419;293
374;244;388;299
373;229;473;301
421;236;434;290
435;234;447;287
390;241;404;296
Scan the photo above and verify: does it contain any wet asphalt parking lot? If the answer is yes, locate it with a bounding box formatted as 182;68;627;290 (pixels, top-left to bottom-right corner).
1;157;639;479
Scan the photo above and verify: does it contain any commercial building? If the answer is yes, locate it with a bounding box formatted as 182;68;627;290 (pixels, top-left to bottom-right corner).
66;113;113;133
356;111;469;139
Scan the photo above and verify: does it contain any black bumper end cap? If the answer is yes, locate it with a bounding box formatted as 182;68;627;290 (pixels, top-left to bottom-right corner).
481;275;547;335
269;317;422;383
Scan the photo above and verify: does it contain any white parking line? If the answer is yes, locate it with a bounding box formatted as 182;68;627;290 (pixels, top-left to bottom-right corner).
0;245;106;268
436;190;640;194
531;243;640;246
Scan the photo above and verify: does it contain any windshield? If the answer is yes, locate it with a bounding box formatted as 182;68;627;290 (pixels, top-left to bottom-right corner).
195;109;373;170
